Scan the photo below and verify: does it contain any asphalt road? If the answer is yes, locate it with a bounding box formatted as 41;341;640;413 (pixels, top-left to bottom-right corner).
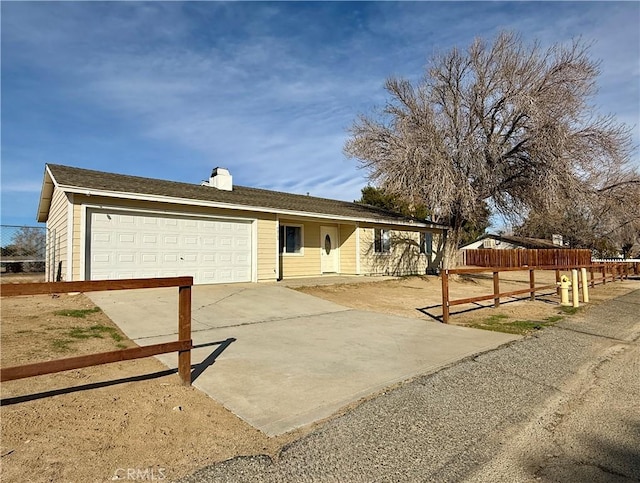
179;287;640;483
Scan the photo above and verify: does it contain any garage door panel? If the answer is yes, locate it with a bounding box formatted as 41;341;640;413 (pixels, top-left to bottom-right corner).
117;253;136;263
142;234;158;245
88;210;252;284
235;253;250;263
163;253;179;263
93;232;111;243
139;271;161;279
183;236;198;246
118;233;137;245
162;235;179;246
92;253;111;263
141;217;158;226
235;238;250;248
92;213;112;226
141;253;159;263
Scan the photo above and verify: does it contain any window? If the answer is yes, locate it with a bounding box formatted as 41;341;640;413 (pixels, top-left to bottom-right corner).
279;225;303;254
374;229;391;253
420;232;433;256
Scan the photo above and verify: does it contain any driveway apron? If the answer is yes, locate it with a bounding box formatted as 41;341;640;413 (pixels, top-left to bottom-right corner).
88;284;519;436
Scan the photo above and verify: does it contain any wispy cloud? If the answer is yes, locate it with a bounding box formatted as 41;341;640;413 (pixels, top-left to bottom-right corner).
1;181;43;193
2;1;638;226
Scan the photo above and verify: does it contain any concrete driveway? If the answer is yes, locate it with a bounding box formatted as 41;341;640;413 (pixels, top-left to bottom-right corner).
88;283;519;436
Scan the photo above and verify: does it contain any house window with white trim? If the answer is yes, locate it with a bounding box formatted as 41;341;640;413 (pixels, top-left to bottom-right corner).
374;228;391;254
279;225;303;254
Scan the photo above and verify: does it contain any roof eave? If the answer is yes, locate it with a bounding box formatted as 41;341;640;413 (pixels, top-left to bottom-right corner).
36;165;56;223
57;185;447;230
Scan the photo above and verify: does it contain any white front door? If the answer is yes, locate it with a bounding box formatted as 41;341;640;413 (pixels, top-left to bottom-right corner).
320;226;339;273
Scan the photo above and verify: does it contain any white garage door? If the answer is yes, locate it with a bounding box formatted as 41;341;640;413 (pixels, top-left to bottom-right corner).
87;210;252;284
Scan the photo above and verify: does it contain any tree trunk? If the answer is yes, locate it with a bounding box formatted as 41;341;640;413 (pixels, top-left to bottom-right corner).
442;227;462;269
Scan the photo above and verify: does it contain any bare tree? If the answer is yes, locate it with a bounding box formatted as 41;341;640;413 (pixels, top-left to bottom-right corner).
10;226;46;257
345;31;636;268
517;172;640;257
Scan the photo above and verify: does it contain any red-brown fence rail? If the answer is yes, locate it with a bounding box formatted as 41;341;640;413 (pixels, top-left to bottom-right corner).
441;262;636;324
463;248;592;268
0;277;193;385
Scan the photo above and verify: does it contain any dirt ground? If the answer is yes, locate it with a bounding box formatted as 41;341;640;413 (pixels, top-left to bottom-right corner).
0;293;304;483
297;271;562;326
1;273;638;482
297;272;640;329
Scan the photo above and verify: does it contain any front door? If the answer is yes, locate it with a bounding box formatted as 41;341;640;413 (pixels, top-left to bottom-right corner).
320;226;339;273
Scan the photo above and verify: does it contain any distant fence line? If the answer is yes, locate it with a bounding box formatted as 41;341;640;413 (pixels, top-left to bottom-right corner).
462;248;592;268
1;225;56;282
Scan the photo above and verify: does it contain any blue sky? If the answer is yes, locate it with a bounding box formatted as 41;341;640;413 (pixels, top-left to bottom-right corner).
2;1;639;227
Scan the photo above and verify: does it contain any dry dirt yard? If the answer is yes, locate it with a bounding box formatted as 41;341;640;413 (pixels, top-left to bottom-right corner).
296;271;640;331
1;273;637;482
0;293;304;483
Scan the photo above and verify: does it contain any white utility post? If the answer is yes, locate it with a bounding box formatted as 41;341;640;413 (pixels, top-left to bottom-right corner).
580;267;589;303
571;269;579;308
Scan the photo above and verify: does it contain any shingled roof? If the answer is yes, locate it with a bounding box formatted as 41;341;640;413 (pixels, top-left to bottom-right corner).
473;233;564;249
41;164;447;229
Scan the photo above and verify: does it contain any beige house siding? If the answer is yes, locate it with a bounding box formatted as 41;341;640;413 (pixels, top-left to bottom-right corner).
53;191;444;283
256;218;277;282
70;195;278;282
339;224;357;275
359;225;441;276
46;187;69;280
72;202;82;280
279;219;321;278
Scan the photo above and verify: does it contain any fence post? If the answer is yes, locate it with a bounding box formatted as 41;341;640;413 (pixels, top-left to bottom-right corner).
555;269;561;295
441;270;450;324
178;285;192;386
580;267;589;303
602;265;606;285
529;269;535;301
589;266;594;288
493;271;500;308
48;228;56;282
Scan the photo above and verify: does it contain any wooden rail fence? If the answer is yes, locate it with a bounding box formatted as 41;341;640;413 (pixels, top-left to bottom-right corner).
0;277;193;385
441;262;637;324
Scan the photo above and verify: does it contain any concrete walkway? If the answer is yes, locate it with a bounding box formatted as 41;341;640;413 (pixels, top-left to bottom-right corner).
88;284;518;436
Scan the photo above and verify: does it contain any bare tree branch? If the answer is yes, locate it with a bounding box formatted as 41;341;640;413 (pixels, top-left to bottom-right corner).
344;31;637;267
